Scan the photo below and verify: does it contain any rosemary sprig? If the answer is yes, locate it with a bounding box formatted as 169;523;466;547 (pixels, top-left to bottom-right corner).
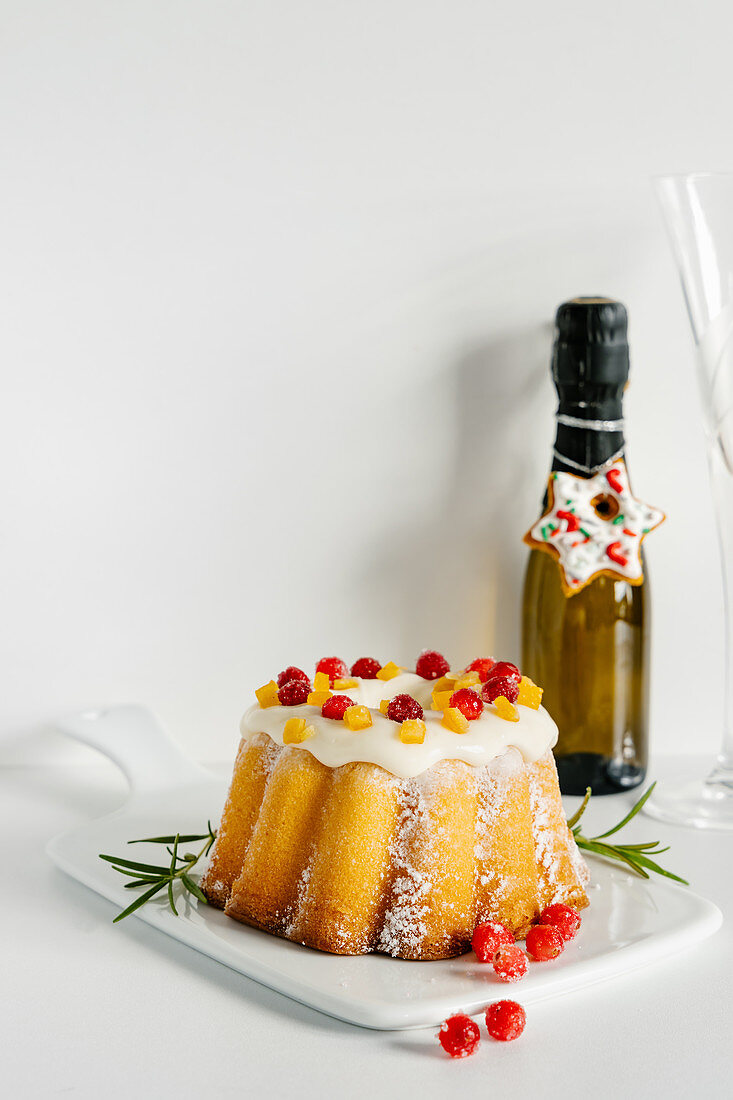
569;782;689;885
99;821;217;922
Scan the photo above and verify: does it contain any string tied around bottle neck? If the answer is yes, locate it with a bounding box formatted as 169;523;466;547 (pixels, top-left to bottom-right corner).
555;412;625;432
552;446;626;475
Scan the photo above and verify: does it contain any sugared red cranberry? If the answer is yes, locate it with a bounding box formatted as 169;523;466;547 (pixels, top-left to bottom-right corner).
526;924;564;961
386;694;424;722
472;920;514;963
490;661;521;683
415;649;450;680
466;657;496;682
350;656;382;679
321;694;355;720
492;943;528;983
278;680;310;706
485;1000;526;1042
481;676;520;705
437;1014;481;1058
277;666;311;690
316;657;349;684
449;688;484;721
538;903;581;942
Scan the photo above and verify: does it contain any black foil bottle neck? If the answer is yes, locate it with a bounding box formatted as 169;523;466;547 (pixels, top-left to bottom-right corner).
550;424;626;477
550;374;627;478
549;297;630;477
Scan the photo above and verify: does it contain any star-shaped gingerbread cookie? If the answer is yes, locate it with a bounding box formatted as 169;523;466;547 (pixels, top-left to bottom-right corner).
523;459;665;597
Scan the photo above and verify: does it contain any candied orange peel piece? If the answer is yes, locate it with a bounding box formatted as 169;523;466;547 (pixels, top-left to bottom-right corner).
455;671;480;689
255;680;280;709
313;671;330;692
441;707;470;735
283;717;316;744
344;704;373;731
494;696;519;722
431;689;454;712
379;699;390;714
431;675;454;693
334;677;358;690
307;689;332;707
376;661;401;681
399;718;426;744
517;676;543;710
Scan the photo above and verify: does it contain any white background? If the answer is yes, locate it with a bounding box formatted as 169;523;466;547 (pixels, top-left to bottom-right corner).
2;0;731;764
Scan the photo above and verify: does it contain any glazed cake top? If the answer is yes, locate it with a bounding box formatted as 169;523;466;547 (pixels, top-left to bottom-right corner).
240;664;558;780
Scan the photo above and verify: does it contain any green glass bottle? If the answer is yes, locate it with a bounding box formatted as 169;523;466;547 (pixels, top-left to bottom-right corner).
521;298;651;795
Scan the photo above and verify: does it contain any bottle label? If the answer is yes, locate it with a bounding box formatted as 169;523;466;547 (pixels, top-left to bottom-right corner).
523;459;665;596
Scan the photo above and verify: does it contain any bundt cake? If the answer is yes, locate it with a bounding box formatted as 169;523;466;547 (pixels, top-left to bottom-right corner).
202;651;589;960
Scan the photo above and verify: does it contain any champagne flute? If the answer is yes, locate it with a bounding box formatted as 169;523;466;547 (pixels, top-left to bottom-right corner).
648;173;733;829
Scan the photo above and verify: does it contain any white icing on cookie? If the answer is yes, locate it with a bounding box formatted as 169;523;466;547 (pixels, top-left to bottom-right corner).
525;459;665;593
240;672;557;779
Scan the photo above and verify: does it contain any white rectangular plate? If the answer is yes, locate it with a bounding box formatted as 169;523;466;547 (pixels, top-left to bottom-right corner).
47;706;723;1030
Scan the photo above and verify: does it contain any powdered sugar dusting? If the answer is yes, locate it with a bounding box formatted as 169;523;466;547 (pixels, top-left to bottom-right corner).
529;766;564;893
378;780;431;956
473;751;523;921
568;830;591;886
284;863;312;937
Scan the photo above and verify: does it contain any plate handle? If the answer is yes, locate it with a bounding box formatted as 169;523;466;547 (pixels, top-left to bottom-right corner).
55;705;210;794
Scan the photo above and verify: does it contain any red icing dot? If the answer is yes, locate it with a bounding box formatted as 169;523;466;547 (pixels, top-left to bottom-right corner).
485;1000;526;1042
472;921;514;963
556;509;580;532
278;680;310;706
622;527;635;538
538;904;581;942
606;541;628;568
321;694;355;720
350;657;382;679
437;1014;481;1058
466;657;496;682
316;657;349;684
492;943;528;983
606;468;624;494
386;694;424;722
449;688;484;721
277;666;311;690
481;675;520;705
526;924;564;961
415;649;450;680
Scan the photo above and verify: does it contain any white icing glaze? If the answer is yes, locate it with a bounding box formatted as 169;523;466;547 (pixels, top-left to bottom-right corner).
526;459;665;593
240;672;557;779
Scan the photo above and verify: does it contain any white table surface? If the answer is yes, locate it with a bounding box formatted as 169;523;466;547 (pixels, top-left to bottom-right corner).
3;752;731;1099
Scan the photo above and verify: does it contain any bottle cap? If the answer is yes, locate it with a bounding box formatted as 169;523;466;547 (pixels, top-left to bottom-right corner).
553;297;630;388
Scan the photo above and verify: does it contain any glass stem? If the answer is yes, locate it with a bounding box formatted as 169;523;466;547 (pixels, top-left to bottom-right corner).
708;439;733;780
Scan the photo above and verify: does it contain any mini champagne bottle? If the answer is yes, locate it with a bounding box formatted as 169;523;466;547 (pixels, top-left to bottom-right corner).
521;298;664;795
